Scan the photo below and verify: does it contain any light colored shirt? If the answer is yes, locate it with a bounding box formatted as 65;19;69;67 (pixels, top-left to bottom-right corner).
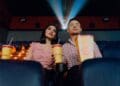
62;39;102;69
25;42;54;70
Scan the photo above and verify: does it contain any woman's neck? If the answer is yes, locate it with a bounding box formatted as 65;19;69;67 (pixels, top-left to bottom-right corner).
45;38;52;45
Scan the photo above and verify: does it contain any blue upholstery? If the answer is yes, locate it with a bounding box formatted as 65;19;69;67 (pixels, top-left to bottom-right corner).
102;47;120;58
96;41;120;58
0;60;44;86
80;58;120;86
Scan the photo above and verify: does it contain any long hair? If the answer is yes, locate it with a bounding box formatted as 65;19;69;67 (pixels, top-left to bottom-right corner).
40;24;59;44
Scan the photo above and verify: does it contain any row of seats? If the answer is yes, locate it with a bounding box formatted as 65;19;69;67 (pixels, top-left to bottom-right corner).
0;58;120;86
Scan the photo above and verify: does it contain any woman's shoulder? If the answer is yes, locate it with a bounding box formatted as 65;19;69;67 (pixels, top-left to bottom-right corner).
30;42;40;46
30;42;43;48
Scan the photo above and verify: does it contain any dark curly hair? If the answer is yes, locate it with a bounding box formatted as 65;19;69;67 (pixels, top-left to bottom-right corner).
40;24;59;44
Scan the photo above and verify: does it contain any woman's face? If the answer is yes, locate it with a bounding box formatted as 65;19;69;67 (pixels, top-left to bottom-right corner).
45;25;57;40
68;20;82;35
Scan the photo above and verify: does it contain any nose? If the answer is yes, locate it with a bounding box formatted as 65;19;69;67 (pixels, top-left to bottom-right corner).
49;30;54;35
73;26;76;28
51;30;54;33
51;29;55;33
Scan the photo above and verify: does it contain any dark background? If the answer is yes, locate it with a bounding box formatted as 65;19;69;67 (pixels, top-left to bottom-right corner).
5;0;120;16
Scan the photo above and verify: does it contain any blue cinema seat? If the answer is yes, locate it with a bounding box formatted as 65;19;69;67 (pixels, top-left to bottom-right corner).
0;60;44;86
97;41;120;58
79;58;120;86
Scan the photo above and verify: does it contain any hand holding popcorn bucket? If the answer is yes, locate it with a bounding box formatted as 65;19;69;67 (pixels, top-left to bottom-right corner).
52;44;63;64
76;35;94;62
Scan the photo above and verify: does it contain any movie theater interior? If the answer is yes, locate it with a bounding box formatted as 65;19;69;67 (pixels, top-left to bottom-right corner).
0;0;120;86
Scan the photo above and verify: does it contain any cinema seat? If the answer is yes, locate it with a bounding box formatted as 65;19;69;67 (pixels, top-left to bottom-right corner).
80;58;120;86
0;60;44;86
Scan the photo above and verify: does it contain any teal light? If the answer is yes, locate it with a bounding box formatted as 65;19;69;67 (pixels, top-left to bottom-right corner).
47;0;87;29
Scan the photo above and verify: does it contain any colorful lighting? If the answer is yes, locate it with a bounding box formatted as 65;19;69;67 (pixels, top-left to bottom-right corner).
47;0;87;29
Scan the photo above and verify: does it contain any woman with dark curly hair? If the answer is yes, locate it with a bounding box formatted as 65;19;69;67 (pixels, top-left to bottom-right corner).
25;24;59;86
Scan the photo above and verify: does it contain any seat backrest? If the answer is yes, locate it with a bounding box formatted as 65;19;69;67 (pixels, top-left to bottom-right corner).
80;58;120;86
0;60;43;86
97;41;120;58
102;47;120;58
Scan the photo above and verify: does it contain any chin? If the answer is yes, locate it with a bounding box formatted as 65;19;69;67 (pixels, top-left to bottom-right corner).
72;32;80;34
48;37;54;40
47;35;54;39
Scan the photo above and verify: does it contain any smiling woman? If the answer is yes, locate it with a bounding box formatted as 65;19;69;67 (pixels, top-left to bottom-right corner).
24;24;59;86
